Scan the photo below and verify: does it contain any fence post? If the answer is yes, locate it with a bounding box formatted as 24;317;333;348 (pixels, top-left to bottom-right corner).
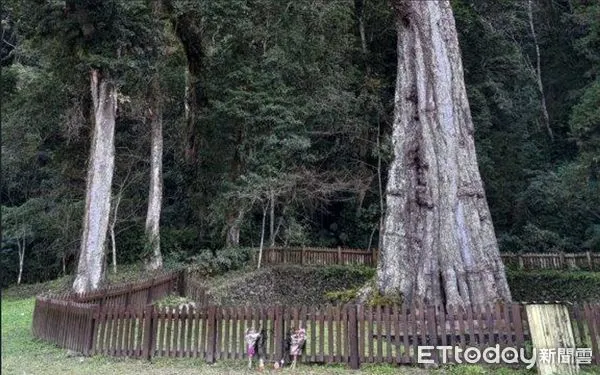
348;304;360;369
85;305;98;356
276;305;286;362
101;288;109;308
372;248;378;267
206;306;217;364
142;304;155;360
559;252;565;269
518;254;524;270
177;270;185;297
146;278;155;305
337;247;342;265
586;251;593;270
124;284;133;307
301;246;305;266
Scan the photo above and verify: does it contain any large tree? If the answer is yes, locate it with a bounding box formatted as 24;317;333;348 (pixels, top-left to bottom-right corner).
378;0;511;308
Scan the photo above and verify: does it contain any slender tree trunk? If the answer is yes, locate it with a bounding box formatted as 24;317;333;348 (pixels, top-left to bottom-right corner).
377;119;385;251
183;66;199;163
378;1;511;309
355;0;370;74
257;202;267;270
225;125;246;247
145;79;164;271
269;189;275;247
17;238;25;285
73;69;116;293
527;0;552;140
109;189;123;274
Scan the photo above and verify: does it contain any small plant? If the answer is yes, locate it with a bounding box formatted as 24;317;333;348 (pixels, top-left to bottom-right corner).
367;291;403;306
324;289;359;303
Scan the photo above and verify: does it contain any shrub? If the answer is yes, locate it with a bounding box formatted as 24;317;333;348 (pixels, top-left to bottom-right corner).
507;270;600;302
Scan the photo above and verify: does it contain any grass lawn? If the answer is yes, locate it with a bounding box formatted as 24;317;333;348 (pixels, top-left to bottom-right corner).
0;297;542;375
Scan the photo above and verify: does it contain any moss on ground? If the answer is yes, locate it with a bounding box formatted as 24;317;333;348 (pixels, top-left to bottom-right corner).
199;264;375;306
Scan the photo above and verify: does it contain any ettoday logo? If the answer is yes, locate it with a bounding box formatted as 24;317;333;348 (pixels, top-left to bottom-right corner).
417;345;593;369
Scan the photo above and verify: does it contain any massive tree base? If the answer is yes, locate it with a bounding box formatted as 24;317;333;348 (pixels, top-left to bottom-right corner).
377;0;511;308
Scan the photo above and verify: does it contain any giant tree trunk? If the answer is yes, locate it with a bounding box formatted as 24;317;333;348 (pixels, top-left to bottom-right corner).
145;80;164;271
73;70;116;293
378;0;511;308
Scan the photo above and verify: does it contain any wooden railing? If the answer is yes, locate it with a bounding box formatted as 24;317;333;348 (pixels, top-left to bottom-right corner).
32;271;181;355
32;270;600;367
501;252;600;271
261;247;377;267
260;247;600;271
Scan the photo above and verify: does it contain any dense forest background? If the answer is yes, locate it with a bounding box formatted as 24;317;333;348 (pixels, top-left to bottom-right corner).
1;0;599;287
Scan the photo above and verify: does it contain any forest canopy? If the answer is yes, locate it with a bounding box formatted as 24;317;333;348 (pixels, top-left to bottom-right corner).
1;0;599;287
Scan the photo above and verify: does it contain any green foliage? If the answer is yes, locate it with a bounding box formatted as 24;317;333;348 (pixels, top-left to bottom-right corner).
570;78;600;153
507;270;600;302
367;289;403;307
185;247;254;277
324;289;359;304
2;0;599;286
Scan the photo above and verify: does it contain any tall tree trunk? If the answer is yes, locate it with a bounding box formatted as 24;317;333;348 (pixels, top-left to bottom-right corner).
269;189;275;247
527;0;553;140
225;208;245;247
225;124;246;247
145;79;164;271
73;69;116;293
183;66;199;163
257;202;268;270
355;0;370;74
17;238;25;285
378;1;511;309
109;188;123;274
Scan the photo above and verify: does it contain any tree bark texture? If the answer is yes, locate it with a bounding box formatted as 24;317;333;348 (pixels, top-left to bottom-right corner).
73;69;116;293
225;208;245;248
145;79;164;271
378;0;511;308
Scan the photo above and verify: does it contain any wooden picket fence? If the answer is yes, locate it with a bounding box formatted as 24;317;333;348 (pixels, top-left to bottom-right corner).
501;252;600;271
261;247;377;267
32;270;600;367
58;271;182;308
51;301;600;367
261;247;600;271
32;271;181;356
32;297;98;355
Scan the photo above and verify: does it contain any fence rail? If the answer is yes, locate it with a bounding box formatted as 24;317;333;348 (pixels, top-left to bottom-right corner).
260;247;600;271
31;270;600;367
